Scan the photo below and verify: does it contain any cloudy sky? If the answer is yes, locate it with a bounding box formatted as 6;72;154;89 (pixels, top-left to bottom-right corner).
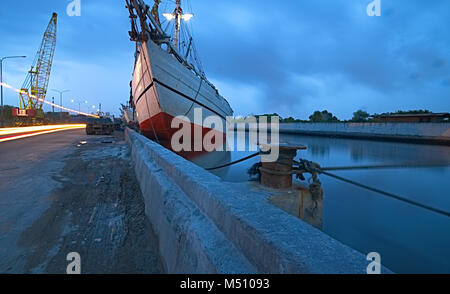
0;0;449;119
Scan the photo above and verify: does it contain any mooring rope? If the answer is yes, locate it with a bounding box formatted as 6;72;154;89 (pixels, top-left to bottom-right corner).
205;151;450;217
319;170;449;217
321;162;450;171
206;152;260;171
295;159;450;218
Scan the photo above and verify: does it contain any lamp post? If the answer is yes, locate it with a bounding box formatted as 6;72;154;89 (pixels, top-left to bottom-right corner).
1;55;26;127
52;89;70;121
71;99;88;113
52;89;70;112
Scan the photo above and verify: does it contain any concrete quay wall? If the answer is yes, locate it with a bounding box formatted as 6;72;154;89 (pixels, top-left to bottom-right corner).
125;128;388;274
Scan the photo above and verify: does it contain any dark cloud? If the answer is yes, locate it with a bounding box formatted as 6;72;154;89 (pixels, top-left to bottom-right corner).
192;0;450;117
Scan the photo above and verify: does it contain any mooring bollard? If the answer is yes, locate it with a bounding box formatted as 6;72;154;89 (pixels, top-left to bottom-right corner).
259;144;307;189
255;144;323;229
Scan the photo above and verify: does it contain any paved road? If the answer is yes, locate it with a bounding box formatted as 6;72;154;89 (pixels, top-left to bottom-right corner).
0;130;164;273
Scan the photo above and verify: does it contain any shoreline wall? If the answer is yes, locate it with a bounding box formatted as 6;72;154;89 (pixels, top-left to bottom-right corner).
277;123;450;145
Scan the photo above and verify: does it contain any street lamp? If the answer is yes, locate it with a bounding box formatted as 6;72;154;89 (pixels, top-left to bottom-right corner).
1;55;26;127
51;89;70;112
71;99;88;113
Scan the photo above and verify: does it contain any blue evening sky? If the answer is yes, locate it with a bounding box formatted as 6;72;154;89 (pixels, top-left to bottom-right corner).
0;0;449;119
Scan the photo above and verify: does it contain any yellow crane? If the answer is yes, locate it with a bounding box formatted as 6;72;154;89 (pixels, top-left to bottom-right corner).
13;13;57;120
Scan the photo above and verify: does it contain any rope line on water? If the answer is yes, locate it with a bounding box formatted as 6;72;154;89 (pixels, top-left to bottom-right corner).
205;152;449;217
206;152;260;171
321;162;450;171
317;169;450;217
294;160;450;218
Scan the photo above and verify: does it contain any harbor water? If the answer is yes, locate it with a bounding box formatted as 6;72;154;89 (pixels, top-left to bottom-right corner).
201;132;450;274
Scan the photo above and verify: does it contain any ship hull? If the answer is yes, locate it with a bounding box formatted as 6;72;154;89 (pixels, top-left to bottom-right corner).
131;40;233;152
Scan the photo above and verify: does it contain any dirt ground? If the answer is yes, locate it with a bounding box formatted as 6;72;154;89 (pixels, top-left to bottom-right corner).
14;131;165;274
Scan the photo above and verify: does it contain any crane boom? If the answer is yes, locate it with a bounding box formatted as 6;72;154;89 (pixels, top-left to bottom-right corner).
17;13;57;118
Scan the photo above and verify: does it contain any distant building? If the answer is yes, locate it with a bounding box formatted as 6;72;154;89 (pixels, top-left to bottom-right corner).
71;114;88;124
375;113;450;123
45;111;70;118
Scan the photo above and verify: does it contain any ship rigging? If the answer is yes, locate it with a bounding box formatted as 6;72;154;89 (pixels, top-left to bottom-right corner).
124;0;233;150
126;0;207;83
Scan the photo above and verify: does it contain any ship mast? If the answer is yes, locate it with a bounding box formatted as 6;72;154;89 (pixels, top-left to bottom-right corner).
161;0;193;51
174;0;181;50
127;0;215;91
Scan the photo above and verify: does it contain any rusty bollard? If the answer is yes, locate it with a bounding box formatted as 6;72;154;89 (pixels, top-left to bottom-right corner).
259;144;307;189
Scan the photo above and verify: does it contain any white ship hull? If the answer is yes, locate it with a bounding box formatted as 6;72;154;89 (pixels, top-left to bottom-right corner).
131;40;233;152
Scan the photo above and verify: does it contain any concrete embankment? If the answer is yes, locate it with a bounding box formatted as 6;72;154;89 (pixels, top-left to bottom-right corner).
277;122;450;145
125;128;389;274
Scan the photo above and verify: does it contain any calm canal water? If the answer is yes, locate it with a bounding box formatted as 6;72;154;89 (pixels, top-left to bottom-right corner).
205;133;450;273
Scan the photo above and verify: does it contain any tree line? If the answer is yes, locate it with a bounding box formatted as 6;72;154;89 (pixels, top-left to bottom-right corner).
253;109;435;123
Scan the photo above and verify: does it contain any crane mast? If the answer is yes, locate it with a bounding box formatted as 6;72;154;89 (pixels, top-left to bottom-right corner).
17;13;57;119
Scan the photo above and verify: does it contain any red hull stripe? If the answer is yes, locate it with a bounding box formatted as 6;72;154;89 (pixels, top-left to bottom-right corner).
140;112;226;154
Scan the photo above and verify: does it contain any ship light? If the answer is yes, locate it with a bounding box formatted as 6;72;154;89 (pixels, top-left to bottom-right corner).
163;13;175;21
181;13;193;21
162;13;193;21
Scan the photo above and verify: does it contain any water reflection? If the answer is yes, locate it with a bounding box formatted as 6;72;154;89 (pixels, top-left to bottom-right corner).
268;184;324;229
189;149;232;179
308;143;330;158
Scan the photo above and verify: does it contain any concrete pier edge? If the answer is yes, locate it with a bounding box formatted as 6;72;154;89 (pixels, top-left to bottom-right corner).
125;128;391;274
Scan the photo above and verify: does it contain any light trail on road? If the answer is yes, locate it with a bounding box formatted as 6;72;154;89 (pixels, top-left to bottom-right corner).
0;82;99;118
0;124;86;143
0;124;86;136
